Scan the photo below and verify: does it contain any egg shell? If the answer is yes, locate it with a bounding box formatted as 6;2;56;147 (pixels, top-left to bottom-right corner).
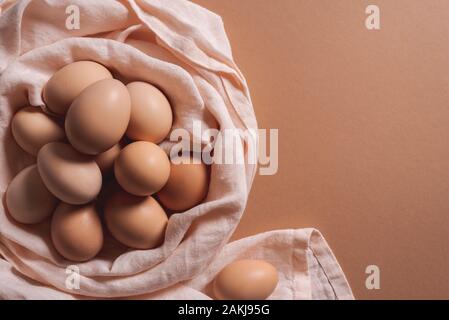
94;143;122;174
51;202;103;262
114;141;170;196
65;78;131;155
43;61;112;115
104;190;168;249
11;106;65;156
37;142;102;204
5;165;58;224
126;81;173;143
213;259;279;300
157;156;208;211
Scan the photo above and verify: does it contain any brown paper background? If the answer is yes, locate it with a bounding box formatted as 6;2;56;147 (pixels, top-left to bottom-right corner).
193;0;449;299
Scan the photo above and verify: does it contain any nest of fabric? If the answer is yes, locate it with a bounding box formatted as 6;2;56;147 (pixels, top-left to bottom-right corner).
0;0;353;299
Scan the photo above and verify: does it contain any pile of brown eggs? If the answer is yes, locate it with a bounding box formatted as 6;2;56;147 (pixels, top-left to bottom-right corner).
6;61;209;262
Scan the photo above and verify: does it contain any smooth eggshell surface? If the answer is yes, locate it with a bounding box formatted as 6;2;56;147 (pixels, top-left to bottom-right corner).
213;259;279;300
114;141;170;196
126;81;173;143
157;156;208;211
43;61;112;115
37;142;102;204
104;190;168;249
51;202;103;262
94;143;122;174
6;165;58;224
11;106;65;156
65;78;131;155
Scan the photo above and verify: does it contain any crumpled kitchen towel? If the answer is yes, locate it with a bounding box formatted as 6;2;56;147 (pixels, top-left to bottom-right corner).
0;0;353;299
1;229;353;300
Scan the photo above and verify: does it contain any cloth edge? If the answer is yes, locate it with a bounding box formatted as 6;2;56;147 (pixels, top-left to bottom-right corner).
307;228;354;300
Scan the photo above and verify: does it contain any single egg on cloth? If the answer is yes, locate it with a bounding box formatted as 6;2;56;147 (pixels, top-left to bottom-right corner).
11;106;65;156
37;142;102;204
213;259;279;300
157;155;209;211
5;165;58;224
43;61;112;115
126;81;173;143
65;78;131;155
114;141;170;196
104;189;168;249
51;202;103;262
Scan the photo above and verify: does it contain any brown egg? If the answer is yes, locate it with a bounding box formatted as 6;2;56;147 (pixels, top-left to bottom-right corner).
94;143;122;174
43;61;112;115
126;81;173;143
157;156;208;211
11;106;65;156
104;190;168;249
114;141;170;196
5;165;57;224
213;259;279;300
37;142;102;204
65;79;131;155
51;202;103;262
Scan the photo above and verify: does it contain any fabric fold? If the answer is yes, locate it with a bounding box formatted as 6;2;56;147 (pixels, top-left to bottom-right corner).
0;229;353;299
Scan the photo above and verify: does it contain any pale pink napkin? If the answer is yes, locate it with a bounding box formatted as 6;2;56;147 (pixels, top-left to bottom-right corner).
0;0;353;299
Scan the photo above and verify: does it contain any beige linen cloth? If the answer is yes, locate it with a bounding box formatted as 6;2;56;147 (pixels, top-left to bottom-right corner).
0;0;353;299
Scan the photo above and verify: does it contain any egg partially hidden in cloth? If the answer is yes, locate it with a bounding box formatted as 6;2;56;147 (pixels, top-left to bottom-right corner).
157;156;209;212
11;106;65;156
213;259;279;300
51;202;103;262
6;165;58;224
